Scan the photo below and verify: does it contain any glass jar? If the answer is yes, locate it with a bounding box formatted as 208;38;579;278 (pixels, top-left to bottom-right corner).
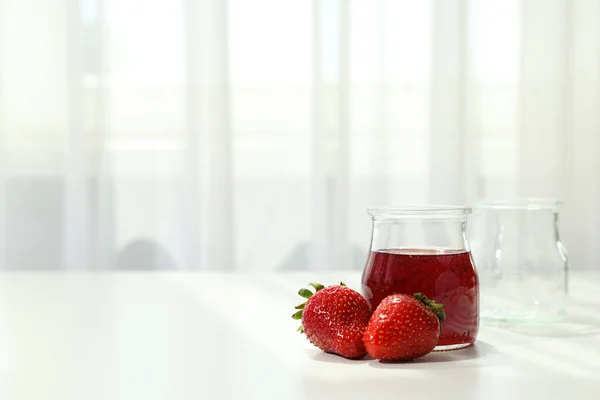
469;199;568;324
361;206;479;350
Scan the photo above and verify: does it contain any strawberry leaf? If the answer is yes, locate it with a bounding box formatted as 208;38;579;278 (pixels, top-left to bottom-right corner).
414;293;446;324
298;288;313;299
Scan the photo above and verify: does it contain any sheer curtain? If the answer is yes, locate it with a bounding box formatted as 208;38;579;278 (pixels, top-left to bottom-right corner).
0;0;598;271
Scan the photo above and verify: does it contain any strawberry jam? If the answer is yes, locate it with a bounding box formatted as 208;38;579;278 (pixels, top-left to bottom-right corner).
361;248;479;348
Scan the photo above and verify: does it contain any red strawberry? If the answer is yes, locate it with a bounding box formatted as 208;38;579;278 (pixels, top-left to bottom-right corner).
364;293;445;361
293;282;371;359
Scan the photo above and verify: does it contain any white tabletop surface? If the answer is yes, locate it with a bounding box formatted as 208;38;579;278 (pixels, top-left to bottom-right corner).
0;271;598;400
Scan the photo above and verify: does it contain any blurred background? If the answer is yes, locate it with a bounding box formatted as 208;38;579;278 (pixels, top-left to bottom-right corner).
0;0;597;271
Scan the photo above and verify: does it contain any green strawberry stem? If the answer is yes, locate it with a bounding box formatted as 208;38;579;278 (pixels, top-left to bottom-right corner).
414;293;446;323
292;281;328;333
298;288;313;299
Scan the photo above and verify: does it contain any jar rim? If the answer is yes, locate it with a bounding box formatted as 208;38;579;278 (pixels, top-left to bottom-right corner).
473;198;563;211
367;205;471;219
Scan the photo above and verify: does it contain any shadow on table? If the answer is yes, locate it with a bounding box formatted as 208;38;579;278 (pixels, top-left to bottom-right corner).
305;340;497;366
368;341;497;368
304;350;373;364
301;342;499;400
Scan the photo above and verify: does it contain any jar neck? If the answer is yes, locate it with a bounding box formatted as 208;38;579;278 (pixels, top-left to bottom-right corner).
470;209;561;251
370;218;469;253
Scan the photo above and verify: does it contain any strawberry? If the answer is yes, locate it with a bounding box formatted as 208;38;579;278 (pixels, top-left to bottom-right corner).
364;293;446;361
292;282;371;359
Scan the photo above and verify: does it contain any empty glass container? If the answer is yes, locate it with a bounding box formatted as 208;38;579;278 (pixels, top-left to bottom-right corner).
469;199;568;324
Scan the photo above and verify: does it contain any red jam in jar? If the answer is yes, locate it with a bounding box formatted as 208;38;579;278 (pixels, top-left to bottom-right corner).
362;248;479;349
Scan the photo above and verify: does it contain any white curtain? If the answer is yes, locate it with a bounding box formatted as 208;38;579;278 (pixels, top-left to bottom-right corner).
0;0;598;271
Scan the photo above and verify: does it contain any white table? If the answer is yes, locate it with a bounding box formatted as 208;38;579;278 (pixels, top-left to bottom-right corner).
0;271;598;400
